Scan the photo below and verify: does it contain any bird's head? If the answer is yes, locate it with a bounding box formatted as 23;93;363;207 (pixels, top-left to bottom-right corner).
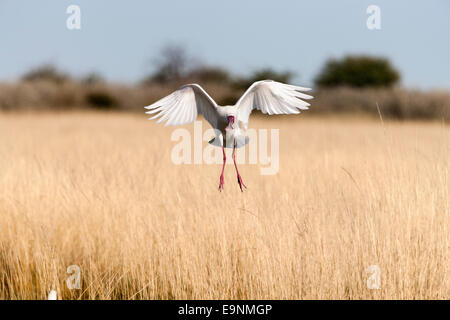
226;115;236;130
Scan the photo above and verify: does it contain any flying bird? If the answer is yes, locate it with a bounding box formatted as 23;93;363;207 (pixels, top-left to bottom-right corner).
145;80;313;191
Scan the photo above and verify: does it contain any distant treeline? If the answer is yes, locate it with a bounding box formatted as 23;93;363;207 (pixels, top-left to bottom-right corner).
0;45;449;121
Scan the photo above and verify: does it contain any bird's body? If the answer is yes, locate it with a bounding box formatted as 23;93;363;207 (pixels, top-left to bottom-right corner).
145;80;313;191
208;106;248;149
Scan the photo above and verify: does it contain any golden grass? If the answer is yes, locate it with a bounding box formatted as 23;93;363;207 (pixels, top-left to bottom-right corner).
0;112;448;299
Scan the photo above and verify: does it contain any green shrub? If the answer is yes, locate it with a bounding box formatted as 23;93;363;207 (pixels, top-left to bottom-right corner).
315;55;400;88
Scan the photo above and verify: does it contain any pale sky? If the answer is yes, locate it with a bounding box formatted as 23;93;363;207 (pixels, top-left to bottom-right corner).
0;0;449;89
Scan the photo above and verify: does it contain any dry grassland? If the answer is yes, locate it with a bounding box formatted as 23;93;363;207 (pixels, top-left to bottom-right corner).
0;112;448;299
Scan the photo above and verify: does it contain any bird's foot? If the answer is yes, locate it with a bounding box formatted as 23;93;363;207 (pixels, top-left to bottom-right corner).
237;174;247;192
218;174;225;192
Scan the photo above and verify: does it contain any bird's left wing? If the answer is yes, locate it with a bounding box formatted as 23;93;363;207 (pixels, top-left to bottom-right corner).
236;80;313;129
145;84;219;128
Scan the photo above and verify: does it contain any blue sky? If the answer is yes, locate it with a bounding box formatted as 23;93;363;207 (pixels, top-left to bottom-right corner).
0;0;449;89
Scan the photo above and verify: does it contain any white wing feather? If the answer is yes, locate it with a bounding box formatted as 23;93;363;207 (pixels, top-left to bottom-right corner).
145;84;219;128
236;80;313;128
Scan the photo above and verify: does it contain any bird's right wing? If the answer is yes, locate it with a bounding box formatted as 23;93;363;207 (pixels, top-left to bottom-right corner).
236;80;313;129
145;84;219;128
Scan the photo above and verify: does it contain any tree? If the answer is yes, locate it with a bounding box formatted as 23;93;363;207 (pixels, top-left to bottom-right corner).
143;45;190;85
186;66;231;84
315;55;400;88
81;72;105;85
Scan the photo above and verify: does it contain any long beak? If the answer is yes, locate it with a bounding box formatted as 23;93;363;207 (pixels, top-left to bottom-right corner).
227;115;235;128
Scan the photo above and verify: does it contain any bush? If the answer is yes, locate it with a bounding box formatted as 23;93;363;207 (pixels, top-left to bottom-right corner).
315;55;400;88
86;91;117;109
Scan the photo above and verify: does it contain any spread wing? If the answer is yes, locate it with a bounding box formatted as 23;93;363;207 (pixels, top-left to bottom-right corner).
236;80;313;129
145;84;219;128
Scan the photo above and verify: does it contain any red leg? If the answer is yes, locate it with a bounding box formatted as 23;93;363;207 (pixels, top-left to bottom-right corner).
218;146;226;191
233;143;247;192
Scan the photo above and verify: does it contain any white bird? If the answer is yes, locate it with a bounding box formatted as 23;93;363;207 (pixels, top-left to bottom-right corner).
145;80;313;191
